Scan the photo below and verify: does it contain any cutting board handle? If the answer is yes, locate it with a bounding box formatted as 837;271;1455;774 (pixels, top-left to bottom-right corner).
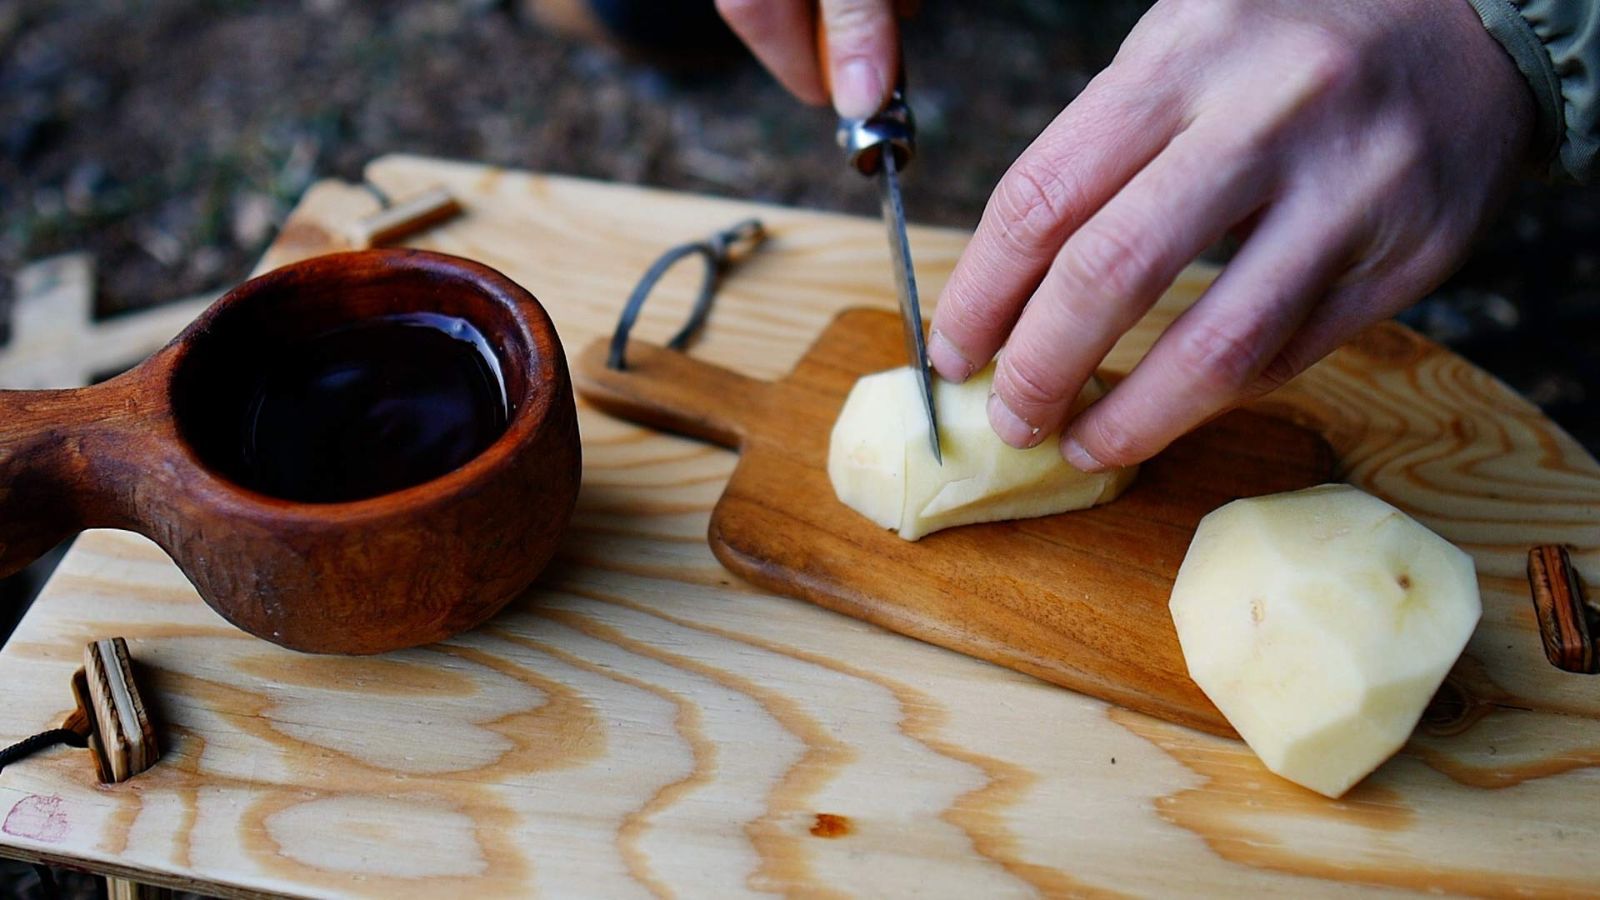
574;337;772;451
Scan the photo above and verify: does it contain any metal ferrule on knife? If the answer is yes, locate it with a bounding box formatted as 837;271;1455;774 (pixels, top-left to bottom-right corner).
836;82;916;176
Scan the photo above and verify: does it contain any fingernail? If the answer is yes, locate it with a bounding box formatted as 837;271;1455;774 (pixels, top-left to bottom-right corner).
988;392;1043;448
834;59;885;120
1061;436;1106;473
928;329;974;382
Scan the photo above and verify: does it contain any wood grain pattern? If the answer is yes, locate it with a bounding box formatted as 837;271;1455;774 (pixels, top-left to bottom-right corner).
575;310;1333;736
0;155;1597;898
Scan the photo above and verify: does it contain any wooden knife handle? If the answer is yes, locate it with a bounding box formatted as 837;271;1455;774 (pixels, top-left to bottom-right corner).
574;337;774;451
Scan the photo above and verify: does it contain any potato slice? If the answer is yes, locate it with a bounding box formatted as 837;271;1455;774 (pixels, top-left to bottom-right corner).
827;364;1136;540
1169;484;1481;797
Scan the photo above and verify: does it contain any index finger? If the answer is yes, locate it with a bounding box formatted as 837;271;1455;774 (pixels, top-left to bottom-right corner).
928;70;1183;382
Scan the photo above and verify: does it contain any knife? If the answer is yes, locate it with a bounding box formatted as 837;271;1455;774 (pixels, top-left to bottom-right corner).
832;77;942;464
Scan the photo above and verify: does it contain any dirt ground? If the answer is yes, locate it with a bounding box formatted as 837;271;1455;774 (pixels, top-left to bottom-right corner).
2;1;1598;895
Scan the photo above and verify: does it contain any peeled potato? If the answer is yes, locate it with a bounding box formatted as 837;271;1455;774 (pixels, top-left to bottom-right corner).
827;364;1136;540
1169;484;1481;798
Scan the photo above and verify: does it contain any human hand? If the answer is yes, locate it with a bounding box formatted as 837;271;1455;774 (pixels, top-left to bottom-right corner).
927;0;1535;471
715;0;907;118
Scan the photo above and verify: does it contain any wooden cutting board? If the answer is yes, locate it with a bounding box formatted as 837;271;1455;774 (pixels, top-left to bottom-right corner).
576;308;1334;736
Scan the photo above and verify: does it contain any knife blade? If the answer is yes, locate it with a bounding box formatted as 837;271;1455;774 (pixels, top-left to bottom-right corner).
875;148;941;464
832;78;941;464
812;9;940;463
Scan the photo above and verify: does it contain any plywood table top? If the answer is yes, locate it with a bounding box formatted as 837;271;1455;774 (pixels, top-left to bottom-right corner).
1;156;1597;898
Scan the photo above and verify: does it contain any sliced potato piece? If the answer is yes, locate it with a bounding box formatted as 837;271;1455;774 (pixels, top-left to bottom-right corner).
828;364;1136;540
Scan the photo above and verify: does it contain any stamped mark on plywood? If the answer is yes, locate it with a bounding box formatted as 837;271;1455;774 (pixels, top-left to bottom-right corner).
3;794;70;843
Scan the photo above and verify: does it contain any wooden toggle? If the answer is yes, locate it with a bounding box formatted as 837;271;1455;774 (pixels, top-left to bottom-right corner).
346;186;463;248
1528;545;1599;674
69;637;161;783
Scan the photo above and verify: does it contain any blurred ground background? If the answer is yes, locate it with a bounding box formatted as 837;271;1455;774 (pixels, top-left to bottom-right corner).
2;0;1598;895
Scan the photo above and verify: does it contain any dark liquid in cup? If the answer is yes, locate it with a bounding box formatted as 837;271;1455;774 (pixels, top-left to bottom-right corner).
230;313;508;503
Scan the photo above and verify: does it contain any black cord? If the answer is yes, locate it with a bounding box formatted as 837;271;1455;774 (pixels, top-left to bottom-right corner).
607;218;766;370
0;728;87;776
357;181;393;209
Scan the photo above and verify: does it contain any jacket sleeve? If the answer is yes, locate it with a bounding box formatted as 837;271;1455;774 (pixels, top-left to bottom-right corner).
1465;0;1600;182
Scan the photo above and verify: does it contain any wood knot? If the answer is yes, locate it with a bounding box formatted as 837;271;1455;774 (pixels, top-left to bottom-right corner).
1419;678;1484;736
809;812;852;838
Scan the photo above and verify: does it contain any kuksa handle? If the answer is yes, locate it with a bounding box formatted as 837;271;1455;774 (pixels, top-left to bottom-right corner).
0;374;160;579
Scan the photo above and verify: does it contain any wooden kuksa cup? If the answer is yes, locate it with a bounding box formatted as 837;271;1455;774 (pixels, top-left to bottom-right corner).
0;249;581;654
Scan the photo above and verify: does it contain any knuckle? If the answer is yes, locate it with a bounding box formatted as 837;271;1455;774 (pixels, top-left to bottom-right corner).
1364;179;1436;248
1386;127;1431;174
1384;132;1437;195
997;354;1066;411
1170;320;1266;394
934;290;1009;356
992;161;1082;252
939;284;1009;340
1154;0;1245;40
1121;0;1237;82
825;0;892;40
1058;218;1153;302
1080;411;1156;466
1285;30;1362;98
